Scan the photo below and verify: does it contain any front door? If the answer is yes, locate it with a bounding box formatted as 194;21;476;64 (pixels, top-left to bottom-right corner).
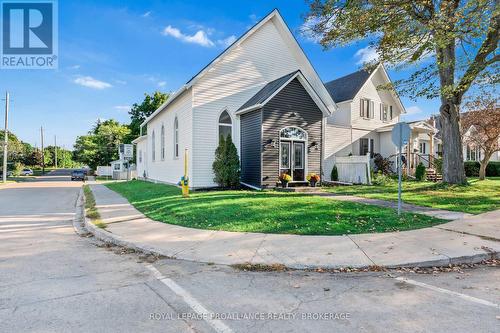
280;140;305;182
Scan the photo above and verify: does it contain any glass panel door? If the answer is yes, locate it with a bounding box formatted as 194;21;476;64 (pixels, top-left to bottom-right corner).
280;142;291;176
293;142;305;181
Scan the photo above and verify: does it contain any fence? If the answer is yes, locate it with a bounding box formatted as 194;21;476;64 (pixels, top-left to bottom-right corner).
333;154;371;184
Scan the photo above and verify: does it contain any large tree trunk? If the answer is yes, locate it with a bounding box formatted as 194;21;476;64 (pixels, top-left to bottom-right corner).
479;162;487;180
440;101;466;184
479;151;494;180
436;40;466;185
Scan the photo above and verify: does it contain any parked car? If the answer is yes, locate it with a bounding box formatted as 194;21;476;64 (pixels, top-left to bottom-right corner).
0;170;13;177
20;168;33;176
71;170;85;181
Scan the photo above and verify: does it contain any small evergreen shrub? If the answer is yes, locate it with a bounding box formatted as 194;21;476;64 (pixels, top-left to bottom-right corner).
415;162;426;181
331;165;338;181
212;135;240;188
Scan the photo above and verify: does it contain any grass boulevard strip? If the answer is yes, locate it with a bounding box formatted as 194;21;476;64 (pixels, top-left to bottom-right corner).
105;180;445;235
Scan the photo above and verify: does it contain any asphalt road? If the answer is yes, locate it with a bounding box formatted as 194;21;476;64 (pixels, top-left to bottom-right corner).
0;171;498;332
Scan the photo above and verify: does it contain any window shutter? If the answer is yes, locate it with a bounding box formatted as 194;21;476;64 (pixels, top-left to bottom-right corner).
390;106;393;119
370;101;374;118
360;99;364;117
380;103;382;120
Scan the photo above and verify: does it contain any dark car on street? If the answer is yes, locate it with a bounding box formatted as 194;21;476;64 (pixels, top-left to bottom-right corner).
71;170;85;181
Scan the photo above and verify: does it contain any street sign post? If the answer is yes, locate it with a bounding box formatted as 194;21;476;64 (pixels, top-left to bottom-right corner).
391;122;411;215
119;144;133;159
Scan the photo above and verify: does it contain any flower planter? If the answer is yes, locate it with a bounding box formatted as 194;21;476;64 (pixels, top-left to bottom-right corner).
281;181;288;188
310;181;317;187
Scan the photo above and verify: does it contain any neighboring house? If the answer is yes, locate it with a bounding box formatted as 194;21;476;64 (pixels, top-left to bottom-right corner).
322;66;439;180
432;113;500;163
133;9;336;189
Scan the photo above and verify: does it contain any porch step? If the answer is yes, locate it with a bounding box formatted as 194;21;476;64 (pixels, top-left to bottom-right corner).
426;168;442;182
275;186;320;192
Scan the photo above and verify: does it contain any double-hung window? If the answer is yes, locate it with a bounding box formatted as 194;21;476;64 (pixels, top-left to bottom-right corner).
380;104;389;121
360;99;374;119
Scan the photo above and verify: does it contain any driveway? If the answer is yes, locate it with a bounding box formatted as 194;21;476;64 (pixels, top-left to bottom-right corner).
0;171;498;332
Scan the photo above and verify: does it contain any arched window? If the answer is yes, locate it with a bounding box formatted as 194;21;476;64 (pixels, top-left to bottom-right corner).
174;117;179;158
280;127;307;141
161;124;165;160
218;111;232;140
151;130;156;162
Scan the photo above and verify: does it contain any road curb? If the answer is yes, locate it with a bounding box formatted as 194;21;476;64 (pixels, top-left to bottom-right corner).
78;187;498;270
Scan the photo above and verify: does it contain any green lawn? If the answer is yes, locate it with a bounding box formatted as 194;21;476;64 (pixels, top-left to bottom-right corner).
105;180;445;236
323;178;500;214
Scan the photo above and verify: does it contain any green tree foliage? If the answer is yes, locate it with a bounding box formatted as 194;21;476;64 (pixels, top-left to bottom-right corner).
305;0;499;184
212;135;240;188
0;130;26;165
128;91;169;138
42;146;79;168
415;162;427;181
73;119;131;170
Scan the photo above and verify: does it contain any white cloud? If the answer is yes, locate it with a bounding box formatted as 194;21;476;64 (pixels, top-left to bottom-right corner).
405;106;423;116
217;35;237;47
300;16;322;42
162;25;215;47
114;79;127;85
73;76;112;89
355;46;379;65
157;81;167;88
114;105;131;112
142;11;152;18
69;64;80;70
249;14;258;23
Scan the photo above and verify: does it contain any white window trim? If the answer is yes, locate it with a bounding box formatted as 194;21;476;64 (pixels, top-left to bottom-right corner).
160;124;165;161
151;130;156;162
278;126;308;182
217;109;233;142
173;117;179;159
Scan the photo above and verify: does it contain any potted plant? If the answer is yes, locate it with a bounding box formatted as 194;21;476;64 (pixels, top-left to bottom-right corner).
306;173;320;187
279;172;292;188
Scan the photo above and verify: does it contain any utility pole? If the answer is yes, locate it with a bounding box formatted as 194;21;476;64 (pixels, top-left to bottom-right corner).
2;92;9;183
54;135;57;169
40;126;45;175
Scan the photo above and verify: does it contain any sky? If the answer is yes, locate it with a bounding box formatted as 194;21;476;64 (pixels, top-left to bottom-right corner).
0;0;439;148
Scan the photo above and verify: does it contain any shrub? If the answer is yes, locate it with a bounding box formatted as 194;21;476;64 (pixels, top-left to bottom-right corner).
331;165;338;181
465;161;500;177
11;162;24;176
486;161;500;177
373;153;394;174
415;162;426;181
372;171;392;185
464;161;480;177
212;135;240;188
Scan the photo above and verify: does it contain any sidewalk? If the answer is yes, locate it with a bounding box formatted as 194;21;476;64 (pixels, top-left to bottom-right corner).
313;192;473;220
84;184;500;269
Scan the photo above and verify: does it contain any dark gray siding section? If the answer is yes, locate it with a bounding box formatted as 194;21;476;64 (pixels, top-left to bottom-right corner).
262;78;323;188
240;109;262;188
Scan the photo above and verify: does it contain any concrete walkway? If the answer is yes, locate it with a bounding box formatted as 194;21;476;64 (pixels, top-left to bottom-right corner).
86;184;500;269
313;192;473;220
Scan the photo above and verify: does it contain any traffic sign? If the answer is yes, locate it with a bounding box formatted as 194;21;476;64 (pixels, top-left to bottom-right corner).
119;144;134;158
391;122;411;146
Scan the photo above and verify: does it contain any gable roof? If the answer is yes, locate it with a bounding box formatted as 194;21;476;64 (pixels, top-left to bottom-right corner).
236;70;331;116
324;69;372;103
140;9;337;128
237;71;299;111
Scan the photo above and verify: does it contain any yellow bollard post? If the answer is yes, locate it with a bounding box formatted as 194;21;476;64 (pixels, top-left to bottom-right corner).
182;148;189;198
